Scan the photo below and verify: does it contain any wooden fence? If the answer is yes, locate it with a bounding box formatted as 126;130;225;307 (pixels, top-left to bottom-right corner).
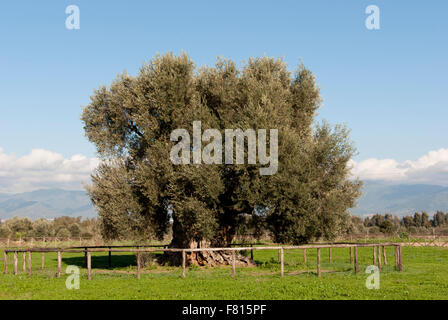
3;243;403;280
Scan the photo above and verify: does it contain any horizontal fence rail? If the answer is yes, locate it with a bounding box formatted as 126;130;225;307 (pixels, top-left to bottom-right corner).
2;243;403;280
3;236;448;248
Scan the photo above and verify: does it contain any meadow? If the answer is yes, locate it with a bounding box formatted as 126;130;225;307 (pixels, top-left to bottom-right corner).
1;245;447;300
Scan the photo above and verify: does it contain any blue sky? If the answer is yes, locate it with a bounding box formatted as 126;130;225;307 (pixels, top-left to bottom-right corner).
0;1;447;192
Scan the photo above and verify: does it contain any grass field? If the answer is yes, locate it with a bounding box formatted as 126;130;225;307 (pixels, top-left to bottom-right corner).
1;246;447;300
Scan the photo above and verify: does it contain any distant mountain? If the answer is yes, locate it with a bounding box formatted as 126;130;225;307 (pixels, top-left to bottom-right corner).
0;189;96;220
351;181;448;217
1;182;447;220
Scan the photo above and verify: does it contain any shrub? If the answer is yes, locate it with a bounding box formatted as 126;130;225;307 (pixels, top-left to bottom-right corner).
56;228;71;238
399;231;409;239
0;225;11;238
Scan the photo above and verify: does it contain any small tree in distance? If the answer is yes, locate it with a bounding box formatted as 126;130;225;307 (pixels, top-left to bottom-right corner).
81;52;361;265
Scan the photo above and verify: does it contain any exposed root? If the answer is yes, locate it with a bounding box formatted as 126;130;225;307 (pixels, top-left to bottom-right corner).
156;250;256;267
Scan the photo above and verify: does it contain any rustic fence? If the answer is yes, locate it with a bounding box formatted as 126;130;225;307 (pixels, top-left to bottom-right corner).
3;235;447;248
3;243;403;280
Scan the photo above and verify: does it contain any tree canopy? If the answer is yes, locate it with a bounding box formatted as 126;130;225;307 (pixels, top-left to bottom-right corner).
81;52;361;248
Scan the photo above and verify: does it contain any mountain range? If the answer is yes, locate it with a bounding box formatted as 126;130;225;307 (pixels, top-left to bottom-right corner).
0;189;95;220
0;181;447;220
351;181;448;216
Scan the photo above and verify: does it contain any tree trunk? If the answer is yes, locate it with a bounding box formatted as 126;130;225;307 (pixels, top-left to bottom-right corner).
158;216;255;267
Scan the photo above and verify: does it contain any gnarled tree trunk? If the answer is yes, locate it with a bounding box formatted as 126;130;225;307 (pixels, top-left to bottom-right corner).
158;216;255;267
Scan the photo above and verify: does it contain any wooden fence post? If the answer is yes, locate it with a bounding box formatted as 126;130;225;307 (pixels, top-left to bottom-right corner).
280;248;284;278
108;247;112;268
136;251;141;280
27;251;32;276
57;251;62;278
22;252;26;272
317;248;321;277
377;246;381;272
182;250;186;278
382;246;387;265
250;244;253;260
350;247;353;264
13;251;18;275
3;251;7;274
232;250;236;278
84;248;87;268
41;252;45;270
303;248;307;264
372;246;376;265
354;246;358;274
87;251;91;280
398;245;403;271
329;247;332;263
395;246;399;270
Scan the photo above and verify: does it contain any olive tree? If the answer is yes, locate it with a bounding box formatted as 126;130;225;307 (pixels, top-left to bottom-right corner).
82;53;361;265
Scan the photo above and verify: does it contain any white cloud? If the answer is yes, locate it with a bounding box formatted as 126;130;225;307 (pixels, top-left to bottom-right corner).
2;146;448;194
0;147;100;193
350;148;448;186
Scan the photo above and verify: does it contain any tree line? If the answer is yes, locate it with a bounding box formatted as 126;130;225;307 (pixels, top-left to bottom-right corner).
0;216;99;240
1;211;447;242
348;211;448;237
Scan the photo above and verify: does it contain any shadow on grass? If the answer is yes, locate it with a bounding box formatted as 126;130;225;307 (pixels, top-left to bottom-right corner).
62;254;145;269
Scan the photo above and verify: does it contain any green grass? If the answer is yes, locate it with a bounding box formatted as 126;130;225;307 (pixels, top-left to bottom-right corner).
1;246;447;299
